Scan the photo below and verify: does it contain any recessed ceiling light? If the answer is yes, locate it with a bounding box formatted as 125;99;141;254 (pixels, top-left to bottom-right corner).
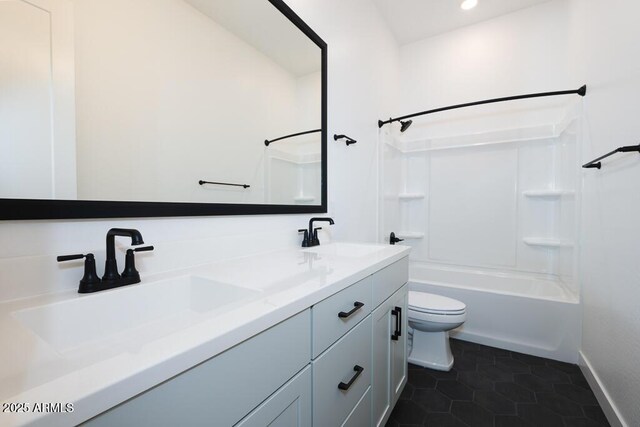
461;0;478;10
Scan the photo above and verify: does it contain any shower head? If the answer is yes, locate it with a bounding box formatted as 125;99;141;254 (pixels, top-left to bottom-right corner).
399;120;413;133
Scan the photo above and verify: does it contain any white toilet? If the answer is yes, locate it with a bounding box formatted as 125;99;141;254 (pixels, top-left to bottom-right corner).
407;291;467;371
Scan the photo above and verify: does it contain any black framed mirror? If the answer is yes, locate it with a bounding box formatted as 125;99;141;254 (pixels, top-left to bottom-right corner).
0;0;327;220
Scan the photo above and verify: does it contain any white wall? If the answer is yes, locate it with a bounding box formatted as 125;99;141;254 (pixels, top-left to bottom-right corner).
0;0;400;301
399;0;575;128
569;1;640;425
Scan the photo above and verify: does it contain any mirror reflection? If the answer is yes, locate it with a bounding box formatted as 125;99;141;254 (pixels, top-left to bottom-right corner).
0;0;323;205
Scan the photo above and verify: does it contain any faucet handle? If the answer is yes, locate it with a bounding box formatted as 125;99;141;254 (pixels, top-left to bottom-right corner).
122;246;154;282
57;253;102;293
57;253;86;262
132;245;154;253
298;229;310;248
312;227;323;246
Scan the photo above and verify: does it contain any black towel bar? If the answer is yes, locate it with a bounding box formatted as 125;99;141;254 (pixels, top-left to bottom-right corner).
199;180;250;189
582;144;640;169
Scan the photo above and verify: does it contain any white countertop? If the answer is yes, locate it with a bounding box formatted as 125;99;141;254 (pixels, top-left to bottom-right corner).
0;242;410;427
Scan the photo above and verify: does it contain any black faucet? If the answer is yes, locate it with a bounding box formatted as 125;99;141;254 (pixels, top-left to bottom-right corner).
103;228;144;282
302;217;335;247
57;228;153;293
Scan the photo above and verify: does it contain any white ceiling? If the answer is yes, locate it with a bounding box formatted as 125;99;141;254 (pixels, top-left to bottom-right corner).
373;0;554;45
183;0;321;77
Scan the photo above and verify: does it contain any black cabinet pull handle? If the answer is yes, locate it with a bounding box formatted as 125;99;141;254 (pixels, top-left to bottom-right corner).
338;365;364;391
391;308;399;341
396;306;402;337
338;301;365;319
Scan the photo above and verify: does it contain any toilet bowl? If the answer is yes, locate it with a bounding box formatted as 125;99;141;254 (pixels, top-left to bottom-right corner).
407;291;466;371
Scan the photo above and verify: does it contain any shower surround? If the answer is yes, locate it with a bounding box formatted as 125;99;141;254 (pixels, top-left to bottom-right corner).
380;101;582;362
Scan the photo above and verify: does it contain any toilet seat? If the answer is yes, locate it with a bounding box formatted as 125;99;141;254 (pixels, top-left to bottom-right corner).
408;308;466;325
408;291;466;315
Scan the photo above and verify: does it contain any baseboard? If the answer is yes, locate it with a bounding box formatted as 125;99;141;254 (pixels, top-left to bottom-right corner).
578;351;627;427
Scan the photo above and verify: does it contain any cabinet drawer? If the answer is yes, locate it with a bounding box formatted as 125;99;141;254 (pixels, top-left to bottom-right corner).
83;309;311;427
235;366;311;427
312;315;372;427
312;276;372;358
342;386;371;427
372;257;408;308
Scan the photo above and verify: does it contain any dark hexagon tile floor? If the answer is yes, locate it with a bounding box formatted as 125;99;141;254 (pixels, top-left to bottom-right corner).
385;339;610;427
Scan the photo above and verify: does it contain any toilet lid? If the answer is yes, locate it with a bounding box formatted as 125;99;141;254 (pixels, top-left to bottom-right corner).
408;291;466;314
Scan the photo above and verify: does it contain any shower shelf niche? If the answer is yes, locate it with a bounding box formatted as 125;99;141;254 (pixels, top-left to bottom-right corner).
398;193;425;200
523;237;574;248
523;189;575;198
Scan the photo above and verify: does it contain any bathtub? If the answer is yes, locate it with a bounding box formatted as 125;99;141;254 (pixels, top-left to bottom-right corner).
409;263;581;363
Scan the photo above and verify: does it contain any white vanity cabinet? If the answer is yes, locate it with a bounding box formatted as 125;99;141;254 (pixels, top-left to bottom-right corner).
82;255;409;427
311;256;408;427
82;310;312;427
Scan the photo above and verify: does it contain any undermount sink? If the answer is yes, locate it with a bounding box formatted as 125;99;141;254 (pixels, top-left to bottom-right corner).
13;276;259;353
302;242;387;258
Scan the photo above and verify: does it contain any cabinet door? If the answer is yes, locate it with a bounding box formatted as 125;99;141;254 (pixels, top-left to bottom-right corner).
371;285;408;427
390;284;408;406
371;297;393;427
235;366;311;427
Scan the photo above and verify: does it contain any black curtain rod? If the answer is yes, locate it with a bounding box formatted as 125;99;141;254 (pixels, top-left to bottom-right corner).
378;85;587;128
199;180;250;189
582;144;640;169
264;129;322;146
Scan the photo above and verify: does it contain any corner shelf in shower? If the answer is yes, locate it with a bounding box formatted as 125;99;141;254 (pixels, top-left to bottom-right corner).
523;237;574;248
398;193;425;200
523;189;575;198
396;232;425;239
384;119;576;154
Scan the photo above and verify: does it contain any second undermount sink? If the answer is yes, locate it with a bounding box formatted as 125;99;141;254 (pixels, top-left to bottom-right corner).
13;276;259;353
302;242;387;258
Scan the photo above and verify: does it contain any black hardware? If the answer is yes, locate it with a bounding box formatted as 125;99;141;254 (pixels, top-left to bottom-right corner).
57;253;102;294
0;0;328;221
391;307;400;341
334;134;357;146
378;85;587;128
390;232;404;245
312;227;323;246
399;120;413;133
396;306;402;338
199;180;250;189
298;229;310;248
306;217;334;247
338;365;364;391
103;228;144;282
582;143;640;169
122;246;155;283
338;302;365;319
265;129;322;146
